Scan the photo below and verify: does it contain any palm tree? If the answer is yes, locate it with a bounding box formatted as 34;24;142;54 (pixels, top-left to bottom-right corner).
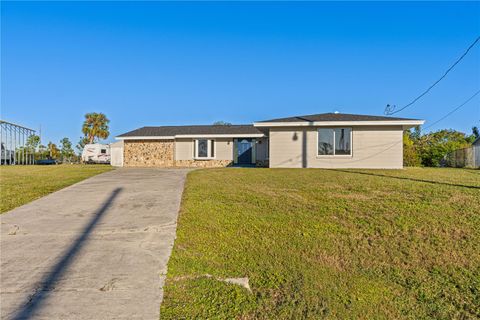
82;113;110;144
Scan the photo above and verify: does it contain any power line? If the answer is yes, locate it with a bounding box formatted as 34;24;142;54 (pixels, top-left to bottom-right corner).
385;36;480;115
424;89;480;130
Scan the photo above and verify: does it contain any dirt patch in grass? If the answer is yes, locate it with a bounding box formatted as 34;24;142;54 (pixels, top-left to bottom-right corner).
161;168;480;319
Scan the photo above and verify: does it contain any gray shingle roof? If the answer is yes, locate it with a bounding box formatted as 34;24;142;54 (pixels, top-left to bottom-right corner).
257;113;420;123
118;113;422;138
117;125;263;137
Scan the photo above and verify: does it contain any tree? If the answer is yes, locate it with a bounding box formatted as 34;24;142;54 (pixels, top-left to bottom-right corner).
47;142;60;159
416;129;471;167
82;113;110;144
411;126;421;140
37;144;48;160
403;130;421;167
471;126;479;140
76;136;89;156
26;134;41;152
464;126;478;144
213;121;232;126
60;137;74;163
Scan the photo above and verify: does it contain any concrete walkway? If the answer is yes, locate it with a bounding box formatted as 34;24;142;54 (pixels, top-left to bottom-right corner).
1;168;189;320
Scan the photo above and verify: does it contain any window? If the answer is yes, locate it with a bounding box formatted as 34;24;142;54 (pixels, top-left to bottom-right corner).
100;149;107;154
194;139;215;159
317;128;351;156
197;139;208;158
318;129;334;155
334;128;351;155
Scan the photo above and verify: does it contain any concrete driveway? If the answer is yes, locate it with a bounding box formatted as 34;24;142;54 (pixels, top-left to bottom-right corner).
1;168;189;320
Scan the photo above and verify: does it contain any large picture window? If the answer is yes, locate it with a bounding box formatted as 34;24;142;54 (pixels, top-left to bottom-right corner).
194;139;215;159
318;128;351;156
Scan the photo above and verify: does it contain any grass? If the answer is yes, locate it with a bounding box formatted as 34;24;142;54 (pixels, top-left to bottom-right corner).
0;165;114;213
161;168;480;319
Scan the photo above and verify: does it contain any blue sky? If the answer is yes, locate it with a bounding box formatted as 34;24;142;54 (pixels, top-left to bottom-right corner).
2;1;479;145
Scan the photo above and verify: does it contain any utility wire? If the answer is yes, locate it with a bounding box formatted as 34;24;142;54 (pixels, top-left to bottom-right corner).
424;89;480;130
385;36;480;115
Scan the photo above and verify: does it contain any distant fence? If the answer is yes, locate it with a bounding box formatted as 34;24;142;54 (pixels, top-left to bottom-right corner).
444;145;480;168
0;120;36;165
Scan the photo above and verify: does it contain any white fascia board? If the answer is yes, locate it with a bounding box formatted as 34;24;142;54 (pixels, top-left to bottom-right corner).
174;133;265;138
253;120;425;127
115;136;175;140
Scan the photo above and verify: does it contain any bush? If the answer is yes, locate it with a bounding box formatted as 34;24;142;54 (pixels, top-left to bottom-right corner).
403;132;421;166
403;128;474;167
417;130;471;167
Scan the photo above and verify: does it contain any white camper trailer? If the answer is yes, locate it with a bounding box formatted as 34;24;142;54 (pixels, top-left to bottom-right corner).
81;143;110;164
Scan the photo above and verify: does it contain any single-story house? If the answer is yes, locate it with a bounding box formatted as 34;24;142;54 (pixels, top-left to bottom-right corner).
115;113;424;169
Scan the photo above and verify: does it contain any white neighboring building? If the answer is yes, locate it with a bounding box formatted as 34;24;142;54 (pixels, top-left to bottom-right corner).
110;141;124;167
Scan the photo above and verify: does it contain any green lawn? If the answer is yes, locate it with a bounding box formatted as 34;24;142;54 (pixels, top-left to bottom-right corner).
0;165;114;213
161;168;480;319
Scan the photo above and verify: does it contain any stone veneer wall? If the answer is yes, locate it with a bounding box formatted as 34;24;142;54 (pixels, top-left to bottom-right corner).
124;140;174;167
175;160;232;168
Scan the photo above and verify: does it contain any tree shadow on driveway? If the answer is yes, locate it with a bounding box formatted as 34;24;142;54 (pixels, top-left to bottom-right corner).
10;187;123;320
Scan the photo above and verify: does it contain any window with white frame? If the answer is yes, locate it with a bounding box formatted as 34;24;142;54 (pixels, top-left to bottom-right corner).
194;139;215;159
317;128;352;156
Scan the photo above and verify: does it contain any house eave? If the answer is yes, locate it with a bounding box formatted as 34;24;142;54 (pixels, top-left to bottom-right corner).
174;133;265;138
116;133;265;140
116;136;175;140
253;120;425;128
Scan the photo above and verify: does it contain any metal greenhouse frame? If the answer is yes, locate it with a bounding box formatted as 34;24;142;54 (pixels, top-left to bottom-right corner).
0;120;36;165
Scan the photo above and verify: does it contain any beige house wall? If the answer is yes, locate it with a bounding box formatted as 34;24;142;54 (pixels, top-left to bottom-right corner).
256;137;268;161
175;138;233;160
255;137;269;167
269;125;403;169
175;139;193;161
215;139;234;160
